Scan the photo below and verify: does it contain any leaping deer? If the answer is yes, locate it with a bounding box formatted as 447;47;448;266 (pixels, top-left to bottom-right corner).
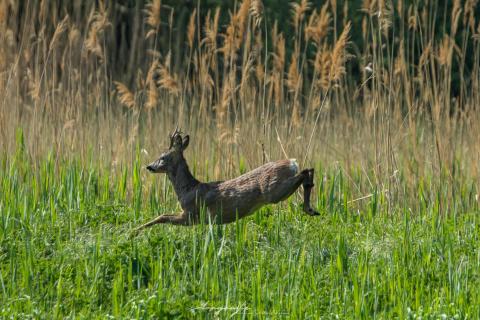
135;128;319;231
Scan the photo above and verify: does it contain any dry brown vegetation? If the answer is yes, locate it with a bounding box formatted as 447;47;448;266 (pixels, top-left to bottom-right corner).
1;0;479;209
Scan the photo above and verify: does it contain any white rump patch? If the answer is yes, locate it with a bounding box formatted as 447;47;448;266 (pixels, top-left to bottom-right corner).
289;158;299;174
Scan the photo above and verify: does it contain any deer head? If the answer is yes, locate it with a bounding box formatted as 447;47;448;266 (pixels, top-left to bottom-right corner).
146;127;190;173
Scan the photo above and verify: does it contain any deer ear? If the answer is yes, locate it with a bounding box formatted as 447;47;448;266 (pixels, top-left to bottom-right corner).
182;135;190;150
182;134;190;150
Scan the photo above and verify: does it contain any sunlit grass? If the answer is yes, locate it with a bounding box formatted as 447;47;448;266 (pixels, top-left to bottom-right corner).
1;138;479;318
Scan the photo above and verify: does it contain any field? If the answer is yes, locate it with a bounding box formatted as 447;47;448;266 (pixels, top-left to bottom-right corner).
2;142;480;318
1;0;480;318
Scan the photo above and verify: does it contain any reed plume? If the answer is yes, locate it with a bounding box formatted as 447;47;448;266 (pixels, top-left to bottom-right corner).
286;53;300;92
145;0;162;39
305;3;331;46
145;60;159;109
49;15;69;52
271;25;285;107
236;0;251;42
463;0;477;32
203;8;220;52
250;0;264;28
114;82;136;109
85;4;110;59
329;21;351;84
437;36;455;67
313;44;331;90
451;0;462;37
157;53;180;96
187;9;196;50
220;0;251;63
291;0;311;32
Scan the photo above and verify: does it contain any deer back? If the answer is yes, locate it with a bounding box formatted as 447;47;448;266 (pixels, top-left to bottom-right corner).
197;159;299;223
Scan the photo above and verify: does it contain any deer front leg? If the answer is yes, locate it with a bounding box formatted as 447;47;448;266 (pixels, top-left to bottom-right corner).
133;212;192;233
302;169;320;216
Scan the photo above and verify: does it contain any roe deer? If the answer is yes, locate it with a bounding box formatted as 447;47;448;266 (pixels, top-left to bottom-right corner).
135;128;319;231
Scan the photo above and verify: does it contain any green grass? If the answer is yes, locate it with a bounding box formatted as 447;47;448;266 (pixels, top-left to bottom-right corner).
1;142;480;319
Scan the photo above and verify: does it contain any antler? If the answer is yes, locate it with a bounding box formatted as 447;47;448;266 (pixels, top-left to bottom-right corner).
169;125;183;150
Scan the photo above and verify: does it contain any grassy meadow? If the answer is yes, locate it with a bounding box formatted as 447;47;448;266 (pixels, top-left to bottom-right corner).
1;0;480;318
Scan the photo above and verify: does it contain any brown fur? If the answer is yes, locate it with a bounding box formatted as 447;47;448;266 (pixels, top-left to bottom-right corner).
135;131;318;232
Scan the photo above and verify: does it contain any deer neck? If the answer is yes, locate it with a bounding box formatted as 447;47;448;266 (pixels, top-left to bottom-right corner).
167;157;199;196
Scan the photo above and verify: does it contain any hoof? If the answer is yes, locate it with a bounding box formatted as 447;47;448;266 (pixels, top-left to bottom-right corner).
304;207;320;216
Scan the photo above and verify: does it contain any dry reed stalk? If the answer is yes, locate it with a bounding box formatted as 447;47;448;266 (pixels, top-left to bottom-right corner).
0;0;9;74
396;0;403;19
418;42;432;68
361;16;367;40
378;1;392;37
437;36;455;67
286;53;300;93
305;3;330;46
85;6;110;59
291;100;301;127
68;24;81;48
220;0;251;67
236;0;251;45
250;0;264;28
291;0;311;33
150;52;179;97
393;41;405;76
342;1;348;28
254;31;264;83
220;14;236;64
49;15;69;52
408;5;417;31
202;7;220;76
313;44;332;90
361;0;373;14
0;0;7;34
451;0;462;37
26;67;41;102
114;81;135;109
463;0;477;33
329;21;351;84
157;62;181;96
145;61;159;109
203;8;220;52
216;72;235;147
187;9;196;50
271;30;285;108
38;0;48;23
196;54;214;113
145;0;162;39
239;52;255;110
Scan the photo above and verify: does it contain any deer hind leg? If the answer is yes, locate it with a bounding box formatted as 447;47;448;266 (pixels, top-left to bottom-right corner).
266;169;319;216
268;175;304;204
302;169;320;216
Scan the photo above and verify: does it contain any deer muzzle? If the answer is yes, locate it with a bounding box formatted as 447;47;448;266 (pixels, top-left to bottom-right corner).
146;159;165;173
